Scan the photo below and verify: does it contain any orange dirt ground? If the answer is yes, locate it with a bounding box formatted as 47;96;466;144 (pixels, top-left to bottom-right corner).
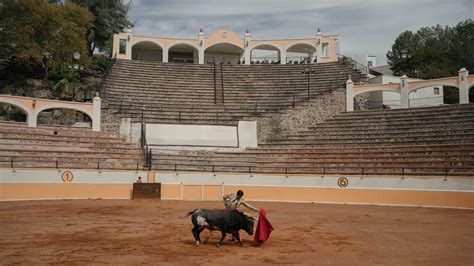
0;200;473;265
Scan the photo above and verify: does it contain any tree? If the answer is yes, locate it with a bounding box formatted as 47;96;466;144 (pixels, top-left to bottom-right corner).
1;0;93;76
72;0;133;56
387;19;474;79
449;20;474;73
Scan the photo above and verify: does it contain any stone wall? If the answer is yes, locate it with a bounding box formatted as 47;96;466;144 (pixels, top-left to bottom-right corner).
255;89;346;142
354;93;371;111
101;108;121;136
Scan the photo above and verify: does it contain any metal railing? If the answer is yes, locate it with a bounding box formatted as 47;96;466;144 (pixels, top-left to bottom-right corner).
337;54;368;76
7;157;146;172
140;122;152;170
147;162;474;177
250;56;280;64
5;156;473;177
96;53;117;95
285;56;316;65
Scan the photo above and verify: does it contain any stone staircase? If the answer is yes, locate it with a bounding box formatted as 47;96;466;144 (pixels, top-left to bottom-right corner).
101;60;363;127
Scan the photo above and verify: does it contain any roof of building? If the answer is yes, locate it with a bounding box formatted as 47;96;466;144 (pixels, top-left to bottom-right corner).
370;65;394;76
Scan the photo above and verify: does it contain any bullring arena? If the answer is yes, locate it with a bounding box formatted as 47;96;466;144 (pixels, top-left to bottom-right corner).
1;26;474;264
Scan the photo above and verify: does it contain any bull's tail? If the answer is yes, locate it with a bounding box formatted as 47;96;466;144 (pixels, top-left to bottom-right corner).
184;209;199;218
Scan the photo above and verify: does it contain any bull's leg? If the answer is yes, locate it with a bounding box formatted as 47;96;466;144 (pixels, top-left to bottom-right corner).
216;229;227;247
197;227;205;243
232;231;244;246
191;226;201;245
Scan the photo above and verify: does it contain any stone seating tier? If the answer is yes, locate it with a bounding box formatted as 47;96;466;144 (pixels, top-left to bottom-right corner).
149;104;474;176
102;60;363;126
0;122;145;170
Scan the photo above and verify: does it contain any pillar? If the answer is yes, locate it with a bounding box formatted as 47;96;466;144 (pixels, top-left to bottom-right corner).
244;29;251;64
459;68;469;104
198;28;205;64
92;95;101;131
346;78;354;111
126;25;133;60
162;47;168;63
400;75;409;108
280;50;287;65
316;27;323;63
28;113;37;128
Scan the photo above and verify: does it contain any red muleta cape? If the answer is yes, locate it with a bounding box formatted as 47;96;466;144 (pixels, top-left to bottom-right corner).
254;209;274;245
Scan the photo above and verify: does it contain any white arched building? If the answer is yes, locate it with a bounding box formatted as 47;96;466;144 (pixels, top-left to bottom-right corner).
112;27;338;64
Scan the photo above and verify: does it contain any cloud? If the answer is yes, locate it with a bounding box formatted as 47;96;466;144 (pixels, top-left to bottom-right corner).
127;0;473;64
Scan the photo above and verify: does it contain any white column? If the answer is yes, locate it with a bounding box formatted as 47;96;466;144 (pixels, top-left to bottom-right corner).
280;50;287;64
346;78;354;111
92;96;101;131
400;75;409;108
316;28;323;63
28;113;37;128
126;27;133;60
244;30;251;64
198;49;205;64
244;50;251;65
459;68;469;104
162;47;168;63
198;29;205;64
238;121;257;148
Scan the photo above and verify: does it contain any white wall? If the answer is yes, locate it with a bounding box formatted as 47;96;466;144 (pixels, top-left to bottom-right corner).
155;171;474;192
145;122;257;148
1;169;148;184
146;123;238;147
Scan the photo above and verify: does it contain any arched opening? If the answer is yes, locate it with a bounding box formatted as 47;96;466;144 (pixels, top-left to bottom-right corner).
168;43;198;63
132;41;163;61
442;86;460;104
204;42;244;64
408;86;444;107
286;43;316;64
0;103;28;123
356;91;401;110
37;108;92;128
469;86;474;103
250;44;280;64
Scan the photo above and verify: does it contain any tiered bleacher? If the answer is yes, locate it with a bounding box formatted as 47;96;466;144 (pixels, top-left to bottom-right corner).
0;122;144;170
101;60;363;126
151;103;474;176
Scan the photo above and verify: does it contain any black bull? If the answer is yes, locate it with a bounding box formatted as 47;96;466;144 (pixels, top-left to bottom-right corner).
186;209;255;247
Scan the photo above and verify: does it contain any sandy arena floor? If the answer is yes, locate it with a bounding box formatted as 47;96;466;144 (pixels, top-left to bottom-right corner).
0;199;473;265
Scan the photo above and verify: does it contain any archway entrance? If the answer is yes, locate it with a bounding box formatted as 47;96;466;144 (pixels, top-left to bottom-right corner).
358;91;401;110
37;108;92;128
469;86;474;103
442;86;460;104
286;43;316;64
204;43;244;64
168;44;198;63
408;86;444;107
0;103;28;123
251;44;280;64
132;41;163;61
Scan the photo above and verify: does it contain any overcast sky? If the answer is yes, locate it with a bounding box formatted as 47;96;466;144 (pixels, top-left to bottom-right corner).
127;0;473;65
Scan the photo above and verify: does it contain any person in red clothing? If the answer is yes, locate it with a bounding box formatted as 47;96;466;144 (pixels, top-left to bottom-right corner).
135;176;142;183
